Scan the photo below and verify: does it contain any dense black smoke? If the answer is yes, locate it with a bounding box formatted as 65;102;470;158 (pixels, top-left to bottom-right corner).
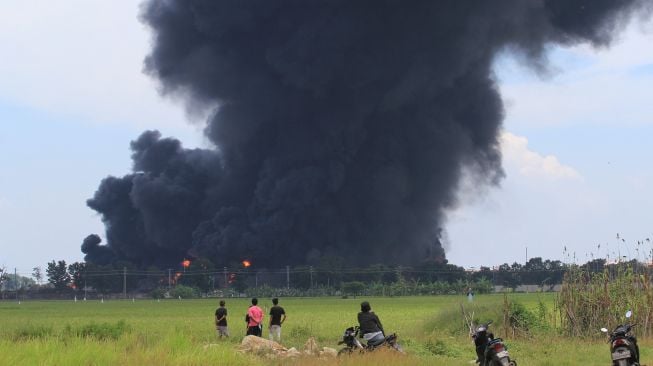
85;0;648;268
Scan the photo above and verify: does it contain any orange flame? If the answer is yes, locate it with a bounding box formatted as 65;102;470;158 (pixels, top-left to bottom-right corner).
242;260;251;268
182;259;191;268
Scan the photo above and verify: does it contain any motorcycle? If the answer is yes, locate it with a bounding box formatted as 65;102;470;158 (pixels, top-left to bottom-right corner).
472;321;517;366
337;326;404;355
600;310;640;366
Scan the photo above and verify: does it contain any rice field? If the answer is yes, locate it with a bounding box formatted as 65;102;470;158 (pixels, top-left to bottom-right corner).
1;294;651;365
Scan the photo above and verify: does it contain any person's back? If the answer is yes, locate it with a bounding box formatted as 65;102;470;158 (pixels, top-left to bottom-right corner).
269;298;286;342
248;305;263;325
357;310;382;334
246;298;264;336
215;300;229;338
357;301;385;346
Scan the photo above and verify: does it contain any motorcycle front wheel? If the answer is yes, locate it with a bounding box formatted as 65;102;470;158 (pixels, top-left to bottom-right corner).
391;343;405;353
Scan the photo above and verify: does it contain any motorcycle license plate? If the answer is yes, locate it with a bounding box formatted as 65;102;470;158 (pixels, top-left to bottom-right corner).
496;351;509;358
612;349;631;360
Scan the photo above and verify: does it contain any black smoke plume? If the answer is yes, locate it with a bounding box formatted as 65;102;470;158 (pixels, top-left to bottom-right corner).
85;0;648;268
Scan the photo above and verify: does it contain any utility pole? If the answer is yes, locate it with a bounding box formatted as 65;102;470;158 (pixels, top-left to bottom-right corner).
223;267;228;288
168;269;172;289
525;246;528;264
123;267;127;300
309;266;313;288
15;268;18;301
286;265;290;289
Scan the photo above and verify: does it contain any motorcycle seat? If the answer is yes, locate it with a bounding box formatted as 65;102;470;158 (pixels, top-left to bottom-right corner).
367;337;385;347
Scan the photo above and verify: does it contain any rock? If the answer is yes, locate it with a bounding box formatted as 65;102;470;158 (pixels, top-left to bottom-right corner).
239;336;334;360
282;347;301;358
303;336;319;354
319;347;338;358
239;335;287;355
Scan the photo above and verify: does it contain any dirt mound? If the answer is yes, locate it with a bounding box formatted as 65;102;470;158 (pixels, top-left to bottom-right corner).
237;336;336;359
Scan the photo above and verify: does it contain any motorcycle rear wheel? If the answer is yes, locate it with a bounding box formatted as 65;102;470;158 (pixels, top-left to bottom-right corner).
489;359;511;366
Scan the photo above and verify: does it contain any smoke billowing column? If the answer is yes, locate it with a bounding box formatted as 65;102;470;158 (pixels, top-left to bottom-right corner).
84;0;648;268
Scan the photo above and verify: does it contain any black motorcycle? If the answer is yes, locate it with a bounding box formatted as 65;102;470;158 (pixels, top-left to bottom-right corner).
472;321;517;366
337;326;403;355
601;310;640;366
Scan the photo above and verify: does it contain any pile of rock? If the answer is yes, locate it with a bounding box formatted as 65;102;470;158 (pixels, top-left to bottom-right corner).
237;335;337;359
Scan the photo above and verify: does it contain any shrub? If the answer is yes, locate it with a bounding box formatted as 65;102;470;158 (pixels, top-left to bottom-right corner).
150;288;167;299
13;325;54;341
64;320;130;340
507;301;538;332
341;281;365;296
169;285;198;299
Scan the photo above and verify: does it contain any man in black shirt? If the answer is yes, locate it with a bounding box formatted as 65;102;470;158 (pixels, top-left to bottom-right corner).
268;297;286;342
215;300;229;338
357;301;385;346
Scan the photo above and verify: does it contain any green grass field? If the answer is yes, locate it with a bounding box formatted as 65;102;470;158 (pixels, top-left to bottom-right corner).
1;294;650;365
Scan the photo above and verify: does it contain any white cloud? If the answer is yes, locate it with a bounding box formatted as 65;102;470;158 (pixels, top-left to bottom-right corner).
500;131;581;181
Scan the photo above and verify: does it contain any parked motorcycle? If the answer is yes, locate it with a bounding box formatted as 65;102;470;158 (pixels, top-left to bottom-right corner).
472;321;517;366
600;310;640;366
337;326;404;355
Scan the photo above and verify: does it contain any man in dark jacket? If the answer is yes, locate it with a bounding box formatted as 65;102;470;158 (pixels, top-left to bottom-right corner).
357;301;385;345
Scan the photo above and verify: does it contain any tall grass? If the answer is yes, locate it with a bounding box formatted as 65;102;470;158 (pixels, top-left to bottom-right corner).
557;264;653;337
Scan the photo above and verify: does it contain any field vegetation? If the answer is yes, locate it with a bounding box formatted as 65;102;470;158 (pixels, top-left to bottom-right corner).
2;291;653;365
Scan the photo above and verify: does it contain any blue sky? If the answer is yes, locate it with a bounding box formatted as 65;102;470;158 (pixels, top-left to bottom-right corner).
1;2;652;275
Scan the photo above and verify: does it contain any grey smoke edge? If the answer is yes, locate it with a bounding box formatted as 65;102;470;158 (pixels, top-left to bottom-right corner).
84;0;649;268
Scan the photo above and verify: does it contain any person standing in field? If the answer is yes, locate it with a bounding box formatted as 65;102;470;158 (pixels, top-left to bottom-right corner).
215;300;229;338
268;297;286;342
245;297;264;336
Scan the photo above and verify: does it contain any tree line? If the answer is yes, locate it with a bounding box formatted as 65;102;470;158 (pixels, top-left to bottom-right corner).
4;256;636;299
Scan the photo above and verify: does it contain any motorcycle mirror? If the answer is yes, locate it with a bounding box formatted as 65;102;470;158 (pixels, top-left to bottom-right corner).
626;310;632;319
600;328;608;333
